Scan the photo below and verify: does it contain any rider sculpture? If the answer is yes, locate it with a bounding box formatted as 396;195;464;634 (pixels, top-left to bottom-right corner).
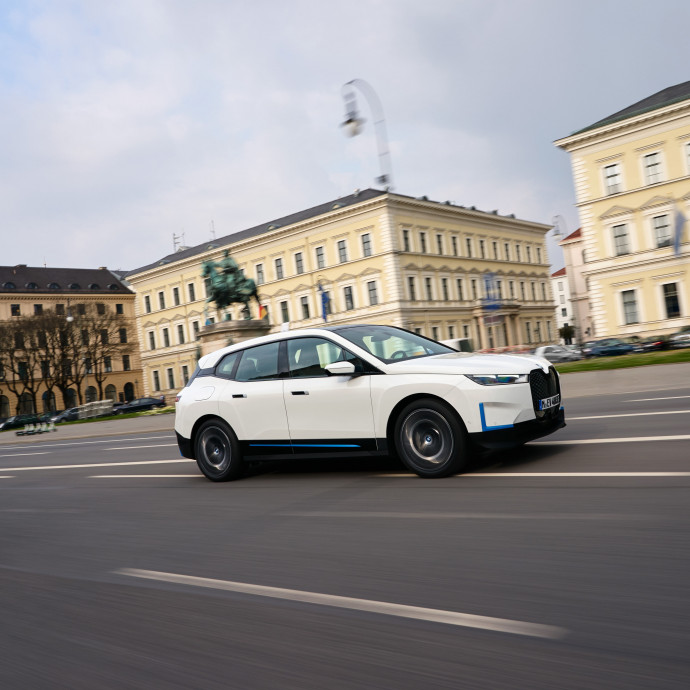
201;250;260;320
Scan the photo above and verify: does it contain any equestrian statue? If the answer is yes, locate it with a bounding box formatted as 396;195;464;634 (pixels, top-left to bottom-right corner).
201;250;260;320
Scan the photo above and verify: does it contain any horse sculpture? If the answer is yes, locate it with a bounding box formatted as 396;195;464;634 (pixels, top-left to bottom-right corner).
201;250;260;319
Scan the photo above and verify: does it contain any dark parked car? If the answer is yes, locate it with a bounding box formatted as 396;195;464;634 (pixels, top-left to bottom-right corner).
670;326;690;349
116;397;167;414
0;414;41;431
50;408;80;423
586;338;635;357
639;335;671;351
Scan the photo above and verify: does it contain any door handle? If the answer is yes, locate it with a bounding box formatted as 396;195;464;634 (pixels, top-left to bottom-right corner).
291;391;309;395
232;394;247;399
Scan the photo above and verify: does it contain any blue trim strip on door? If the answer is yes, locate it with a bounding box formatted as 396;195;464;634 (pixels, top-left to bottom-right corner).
249;443;360;448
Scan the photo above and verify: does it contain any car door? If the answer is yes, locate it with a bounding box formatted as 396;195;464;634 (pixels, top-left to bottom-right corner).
216;341;290;454
283;336;376;451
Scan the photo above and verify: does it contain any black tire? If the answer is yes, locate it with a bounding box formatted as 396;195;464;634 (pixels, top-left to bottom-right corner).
194;418;244;482
393;399;468;478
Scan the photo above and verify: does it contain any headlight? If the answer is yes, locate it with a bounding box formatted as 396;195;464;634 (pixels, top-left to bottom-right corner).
465;374;529;385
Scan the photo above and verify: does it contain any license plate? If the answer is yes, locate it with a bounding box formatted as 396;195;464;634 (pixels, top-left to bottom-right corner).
539;394;560;410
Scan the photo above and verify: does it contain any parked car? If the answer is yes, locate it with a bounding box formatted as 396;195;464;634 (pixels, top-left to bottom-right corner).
670;326;690;349
0;414;41;431
116;397;167;414
533;345;582;363
51;408;80;423
581;340;598;358
175;324;565;481
620;336;643;352
586;338;635;357
639;335;672;351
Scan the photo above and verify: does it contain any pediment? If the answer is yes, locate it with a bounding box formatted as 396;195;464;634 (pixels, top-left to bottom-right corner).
272;288;291;297
293;283;311;292
142;320;156;328
359;267;380;277
186;309;202;317
467;267;481;274
437;265;453;272
156;317;171;325
639;195;672;210
599;204;634;219
171;313;186;321
403;263;420;270
335;273;356;282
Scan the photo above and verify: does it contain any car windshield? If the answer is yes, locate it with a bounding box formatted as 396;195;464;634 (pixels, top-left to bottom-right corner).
334;325;454;363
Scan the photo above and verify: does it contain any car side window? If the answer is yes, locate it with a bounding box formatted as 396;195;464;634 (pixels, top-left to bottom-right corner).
216;351;241;379
235;342;281;382
287;337;364;378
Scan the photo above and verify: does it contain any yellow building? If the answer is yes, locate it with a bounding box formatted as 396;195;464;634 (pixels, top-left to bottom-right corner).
125;190;554;399
0;265;143;416
555;81;690;340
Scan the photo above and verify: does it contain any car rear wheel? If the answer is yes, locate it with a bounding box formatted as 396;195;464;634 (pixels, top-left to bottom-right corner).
195;419;244;482
394;399;468;478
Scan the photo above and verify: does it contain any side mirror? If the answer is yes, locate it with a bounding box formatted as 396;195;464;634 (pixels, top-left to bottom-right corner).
325;361;356;376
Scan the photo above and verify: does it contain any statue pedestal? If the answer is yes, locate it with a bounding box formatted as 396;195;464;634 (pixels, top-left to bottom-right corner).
198;319;272;357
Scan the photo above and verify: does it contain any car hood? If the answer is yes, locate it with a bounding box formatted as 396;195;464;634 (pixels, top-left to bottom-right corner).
384;352;551;375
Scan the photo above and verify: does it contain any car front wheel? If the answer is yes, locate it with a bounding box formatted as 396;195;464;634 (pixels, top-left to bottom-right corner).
394;399;468;478
195;419;244;482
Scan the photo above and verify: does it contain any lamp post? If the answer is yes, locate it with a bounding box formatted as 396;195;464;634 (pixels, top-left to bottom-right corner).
340;79;393;190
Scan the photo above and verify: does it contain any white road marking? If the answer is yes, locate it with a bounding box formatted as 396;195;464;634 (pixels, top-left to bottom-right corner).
568;410;690;421
0;451;50;458
0;435;173;451
531;435;690;445
105;444;177;451
626;395;690;402
279;511;640;520
90;474;198;478
116;568;566;639
0;475;14;478
0;459;193;472
378;472;690;478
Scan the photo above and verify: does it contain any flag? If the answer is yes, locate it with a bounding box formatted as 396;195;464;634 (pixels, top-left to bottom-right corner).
318;284;330;322
258;304;268;319
674;205;686;256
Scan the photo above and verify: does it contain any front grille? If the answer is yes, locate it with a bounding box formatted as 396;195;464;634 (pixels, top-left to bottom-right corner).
529;367;560;415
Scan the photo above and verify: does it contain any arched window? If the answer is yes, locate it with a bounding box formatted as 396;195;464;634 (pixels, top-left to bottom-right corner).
86;386;98;403
123;382;135;401
26;282;38;289
105;384;117;401
89;283;100;290
0;395;9;417
18;392;34;414
68;283;80;290
42;390;57;413
3;281;16;289
47;282;60;289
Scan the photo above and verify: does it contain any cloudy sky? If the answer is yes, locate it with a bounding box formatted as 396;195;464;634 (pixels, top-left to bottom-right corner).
2;0;690;273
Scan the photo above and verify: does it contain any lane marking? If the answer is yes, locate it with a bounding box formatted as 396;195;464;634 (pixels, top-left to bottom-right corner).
568;410;690;421
0;475;14;479
116;568;566;639
377;472;690;478
105;444;178;451
0;451;50;458
531;435;690;445
0;459;193;472
279;511;642;520
626;395;690;402
0;434;173;452
90;474;198;478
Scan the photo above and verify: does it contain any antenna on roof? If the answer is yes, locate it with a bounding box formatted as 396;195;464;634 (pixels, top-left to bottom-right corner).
210;220;216;240
173;232;185;252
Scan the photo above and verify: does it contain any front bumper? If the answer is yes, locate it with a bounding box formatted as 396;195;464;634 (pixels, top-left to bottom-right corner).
469;407;565;449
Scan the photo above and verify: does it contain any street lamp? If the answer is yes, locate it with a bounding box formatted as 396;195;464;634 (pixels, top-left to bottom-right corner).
340;79;393;190
551;215;568;241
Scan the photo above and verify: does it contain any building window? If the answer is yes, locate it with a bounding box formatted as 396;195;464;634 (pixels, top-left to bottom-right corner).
104;357;112;373
561;307;567;317
192;321;200;339
526;246;532;263
177;324;185;344
123;355;131;371
162;328;170;347
116;303;123;314
448;325;455;339
644;152;662;184
463;325;470;339
158;291;165;310
280;301;289;323
508;281;515;299
613;224;630;255
11;304;20;316
465;238;472;257
367;281;379;306
152;370;161;392
560;294;566;304
425;277;433;301
546;321;552;340
622;290;638;324
663;283;681;318
32;304;43;316
504;243;510;261
300;296;310;320
497;280;503;299
256;264;265;285
100;329;109;344
525;322;532;344
520;282;526;301
275;258;284;280
188;283;196;302
653;215;672;248
451;236;458;256
515;245;521;262
492;241;498;260
56;304;65;316
531;282;536;301
535;322;542;342
558;281;564;292
343;286;354;310
167;368;175;389
294;252;304;275
604;163;622;194
402;229;410;252
479;239;485;259
315;246;325;269
119;328;127;343
541;283;547;301
337;240;348;263
420;232;427;253
536;247;542;264
408;277;417;301
148;332;156;350
173;287;180;306
456;278;464;300
436;234;443;255
362;233;372;257
432;326;439;341
441;278;449;301
471;279;478;300
182;365;190;385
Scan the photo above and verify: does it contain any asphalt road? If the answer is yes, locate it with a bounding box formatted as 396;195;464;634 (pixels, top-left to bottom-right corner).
1;364;689;689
